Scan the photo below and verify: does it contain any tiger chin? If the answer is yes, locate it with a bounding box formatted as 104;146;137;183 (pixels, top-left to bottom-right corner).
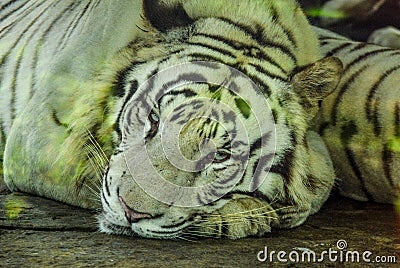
2;0;342;239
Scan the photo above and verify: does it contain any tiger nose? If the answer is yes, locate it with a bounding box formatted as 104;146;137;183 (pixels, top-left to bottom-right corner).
118;196;152;223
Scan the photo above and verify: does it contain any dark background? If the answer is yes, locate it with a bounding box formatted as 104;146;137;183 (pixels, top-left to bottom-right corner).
299;0;400;41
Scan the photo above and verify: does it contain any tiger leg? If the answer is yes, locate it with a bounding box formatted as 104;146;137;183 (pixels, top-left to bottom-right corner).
3;93;101;209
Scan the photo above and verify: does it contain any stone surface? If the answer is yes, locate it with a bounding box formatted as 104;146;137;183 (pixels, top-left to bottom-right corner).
1;190;399;267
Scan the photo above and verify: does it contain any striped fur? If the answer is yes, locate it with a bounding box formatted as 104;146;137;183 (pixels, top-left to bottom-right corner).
0;0;146;208
1;0;342;239
314;27;400;203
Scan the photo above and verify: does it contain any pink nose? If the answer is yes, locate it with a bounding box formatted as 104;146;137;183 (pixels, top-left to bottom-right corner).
119;196;152;223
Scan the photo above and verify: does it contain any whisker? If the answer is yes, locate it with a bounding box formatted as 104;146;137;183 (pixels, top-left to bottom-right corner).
181;230;215;238
176;234;198;242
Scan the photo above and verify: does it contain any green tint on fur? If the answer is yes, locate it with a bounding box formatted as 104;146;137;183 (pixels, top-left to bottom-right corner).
234;98;251;119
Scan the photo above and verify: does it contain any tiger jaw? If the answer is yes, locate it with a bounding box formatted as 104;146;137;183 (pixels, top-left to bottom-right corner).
99;182;216;239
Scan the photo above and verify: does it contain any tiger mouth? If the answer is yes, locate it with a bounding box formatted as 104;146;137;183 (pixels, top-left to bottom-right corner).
98;212;204;239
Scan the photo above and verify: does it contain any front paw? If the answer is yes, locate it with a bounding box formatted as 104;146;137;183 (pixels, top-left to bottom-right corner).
197;198;278;239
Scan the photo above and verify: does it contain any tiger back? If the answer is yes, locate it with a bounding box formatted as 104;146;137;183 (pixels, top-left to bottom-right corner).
314;27;400;203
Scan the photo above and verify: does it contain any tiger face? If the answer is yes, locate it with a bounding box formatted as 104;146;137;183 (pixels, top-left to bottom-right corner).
99;60;278;238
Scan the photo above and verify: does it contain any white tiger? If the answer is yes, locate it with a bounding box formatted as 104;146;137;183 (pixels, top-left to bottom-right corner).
1;0;343;239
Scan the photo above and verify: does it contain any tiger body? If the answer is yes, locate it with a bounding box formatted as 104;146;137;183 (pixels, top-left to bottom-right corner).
0;0;147;208
314;27;400;203
1;0;394;239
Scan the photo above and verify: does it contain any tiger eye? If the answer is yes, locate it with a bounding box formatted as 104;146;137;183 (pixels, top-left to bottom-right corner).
213;151;231;163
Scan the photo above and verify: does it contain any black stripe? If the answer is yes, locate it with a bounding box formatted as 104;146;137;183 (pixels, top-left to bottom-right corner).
191;36;288;76
152;72;207;103
248;62;286;81
160;220;187;229
344;48;393;71
30;2;76;99
157;88;197;107
341;121;374;201
59;1;92;51
344;147;374;201
253;23;297;65
214;17;297;63
196;32;295;68
249;137;262;157
186;50;285;84
268;4;297;48
0;1;30;36
269;140;295;185
186;52;228;63
211;122;219;139
104;173;111;197
303;174;319;191
220;220;230;238
249;132;273;157
318;35;345;42
0;1;49;66
365;65;400;133
0;0;21;11
252;190;272;204
323;43;352;57
114;80;139;138
382;143;395;187
372;99;381;136
248;152;274;190
348;42;368;52
319;40;329;46
7;1;68;115
188;40;236;59
0;1;46;40
340;120;358;146
51;109;68;128
9;46;24;120
101;190;111;210
112;66;135;97
213;166;228;172
331;66;368;125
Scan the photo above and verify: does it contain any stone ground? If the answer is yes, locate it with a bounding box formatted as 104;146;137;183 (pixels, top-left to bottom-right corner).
1;184;399;267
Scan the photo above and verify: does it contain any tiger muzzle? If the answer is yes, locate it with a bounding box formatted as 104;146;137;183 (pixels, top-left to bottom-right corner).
119;196;152;223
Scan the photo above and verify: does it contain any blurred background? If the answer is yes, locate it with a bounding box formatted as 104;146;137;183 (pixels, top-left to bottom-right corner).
299;0;400;41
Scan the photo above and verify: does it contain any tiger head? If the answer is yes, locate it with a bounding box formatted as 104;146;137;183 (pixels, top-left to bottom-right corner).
98;0;343;239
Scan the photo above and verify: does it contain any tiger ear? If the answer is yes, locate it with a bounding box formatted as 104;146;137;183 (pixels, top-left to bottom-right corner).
142;0;194;32
291;56;343;116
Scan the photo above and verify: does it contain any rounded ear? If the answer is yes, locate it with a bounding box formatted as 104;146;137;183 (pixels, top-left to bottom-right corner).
290;56;343;116
143;0;194;32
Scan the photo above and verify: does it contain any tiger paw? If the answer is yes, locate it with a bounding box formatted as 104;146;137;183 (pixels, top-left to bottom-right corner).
196;198;278;239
